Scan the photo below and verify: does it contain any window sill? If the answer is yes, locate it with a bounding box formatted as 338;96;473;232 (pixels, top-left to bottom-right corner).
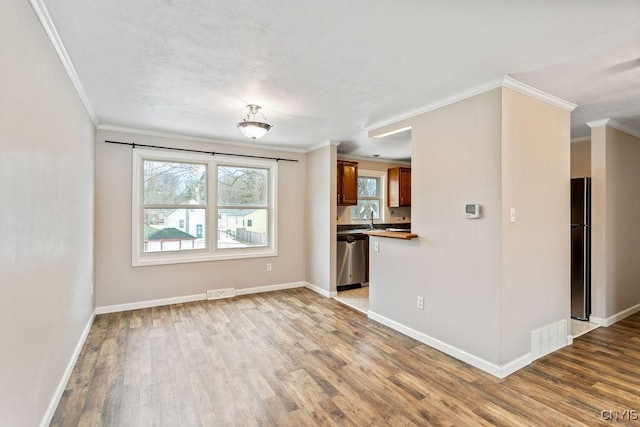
133;248;277;267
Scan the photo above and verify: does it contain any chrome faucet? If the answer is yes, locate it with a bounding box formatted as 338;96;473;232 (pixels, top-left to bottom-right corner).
368;206;375;229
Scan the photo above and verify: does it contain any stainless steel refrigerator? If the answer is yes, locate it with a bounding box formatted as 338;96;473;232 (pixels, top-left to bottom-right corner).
571;177;591;320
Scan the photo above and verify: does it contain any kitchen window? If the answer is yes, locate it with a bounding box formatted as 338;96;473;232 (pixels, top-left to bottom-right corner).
132;148;277;266
351;171;385;221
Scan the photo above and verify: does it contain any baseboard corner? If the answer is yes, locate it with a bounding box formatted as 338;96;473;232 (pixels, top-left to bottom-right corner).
304;282;336;298
590;302;640;327
40;309;95;427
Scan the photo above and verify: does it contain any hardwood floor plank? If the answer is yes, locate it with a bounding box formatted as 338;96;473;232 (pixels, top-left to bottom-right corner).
52;289;640;426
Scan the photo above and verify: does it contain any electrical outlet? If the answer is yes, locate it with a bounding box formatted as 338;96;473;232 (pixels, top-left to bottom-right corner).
266;263;272;272
417;296;424;310
374;241;380;252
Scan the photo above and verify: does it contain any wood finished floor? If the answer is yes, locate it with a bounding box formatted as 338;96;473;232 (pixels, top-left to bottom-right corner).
52;288;640;426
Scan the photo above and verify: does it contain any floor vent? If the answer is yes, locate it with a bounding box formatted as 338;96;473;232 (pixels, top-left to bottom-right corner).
531;319;567;361
207;288;235;300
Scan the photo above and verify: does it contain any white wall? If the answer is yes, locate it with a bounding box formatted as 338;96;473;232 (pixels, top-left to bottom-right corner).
500;88;571;363
94;129;306;307
571;140;591;178
369;86;572;373
0;0;95;425
305;144;337;295
590;125;640;321
370;89;504;365
605;127;640;316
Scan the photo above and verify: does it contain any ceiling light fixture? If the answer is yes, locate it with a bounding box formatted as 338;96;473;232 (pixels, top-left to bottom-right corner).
371;126;412;139
237;104;272;140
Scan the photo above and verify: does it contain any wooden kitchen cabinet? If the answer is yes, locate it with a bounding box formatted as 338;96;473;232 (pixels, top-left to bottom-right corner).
388;167;411;207
337;160;358;206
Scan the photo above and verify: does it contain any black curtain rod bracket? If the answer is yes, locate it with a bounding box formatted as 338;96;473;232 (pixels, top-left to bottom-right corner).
104;140;299;163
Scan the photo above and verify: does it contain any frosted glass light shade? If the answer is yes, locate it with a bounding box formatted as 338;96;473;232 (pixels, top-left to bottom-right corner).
237;121;271;139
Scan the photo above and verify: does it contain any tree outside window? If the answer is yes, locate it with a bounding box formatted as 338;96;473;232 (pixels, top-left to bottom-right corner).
351;176;381;220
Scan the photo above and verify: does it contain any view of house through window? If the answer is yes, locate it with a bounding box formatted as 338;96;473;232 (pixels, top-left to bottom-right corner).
217;166;269;249
143;160;207;253
134;149;277;265
351;176;381;220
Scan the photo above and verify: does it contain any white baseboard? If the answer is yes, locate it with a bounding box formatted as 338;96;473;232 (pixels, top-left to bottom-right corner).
95;281;319;314
304;281;337;298
590;302;640;327
96;293;206;314
40;310;96;427
500;353;533;378
235;281;306;296
367;311;541;379
368;311;515;378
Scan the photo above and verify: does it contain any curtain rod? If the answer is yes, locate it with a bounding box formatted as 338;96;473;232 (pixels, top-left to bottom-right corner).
104;140;299;163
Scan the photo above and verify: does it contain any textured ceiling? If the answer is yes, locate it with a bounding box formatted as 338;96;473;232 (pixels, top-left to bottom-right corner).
42;0;640;160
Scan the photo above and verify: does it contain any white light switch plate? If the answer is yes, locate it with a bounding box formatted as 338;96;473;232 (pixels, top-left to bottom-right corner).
509;208;516;223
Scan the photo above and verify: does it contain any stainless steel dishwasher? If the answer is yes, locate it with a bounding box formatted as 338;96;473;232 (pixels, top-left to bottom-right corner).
337;232;368;289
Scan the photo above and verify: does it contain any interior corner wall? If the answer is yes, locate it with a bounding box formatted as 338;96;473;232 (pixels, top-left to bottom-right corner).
499;88;571;364
571;140;591;178
0;0;96;425
305;144;337;293
591;126;640;320
370;88;503;365
94;129;306;307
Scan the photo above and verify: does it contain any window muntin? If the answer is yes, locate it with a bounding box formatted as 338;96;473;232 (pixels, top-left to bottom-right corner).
133;149;277;266
351;176;381;220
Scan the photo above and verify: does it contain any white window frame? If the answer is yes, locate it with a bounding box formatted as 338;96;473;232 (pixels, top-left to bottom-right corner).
350;169;386;223
132;148;278;266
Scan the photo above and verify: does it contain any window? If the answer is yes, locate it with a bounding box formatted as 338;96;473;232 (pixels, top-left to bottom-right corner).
351;173;383;221
133;148;277;266
217;165;269;249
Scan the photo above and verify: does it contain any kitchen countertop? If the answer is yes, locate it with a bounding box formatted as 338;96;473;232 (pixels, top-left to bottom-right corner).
363;230;418;240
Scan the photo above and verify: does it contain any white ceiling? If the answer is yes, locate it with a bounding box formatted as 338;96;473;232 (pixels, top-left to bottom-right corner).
41;0;640;161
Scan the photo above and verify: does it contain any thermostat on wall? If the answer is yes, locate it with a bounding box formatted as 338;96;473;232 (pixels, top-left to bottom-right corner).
464;204;481;219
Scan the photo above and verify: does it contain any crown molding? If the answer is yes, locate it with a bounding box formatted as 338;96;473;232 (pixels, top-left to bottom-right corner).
29;0;99;126
306;140;341;153
501;76;576;112
586;118;611;128
366;75;577;132
586;118;640;139
365;76;505;131
97;124;307;154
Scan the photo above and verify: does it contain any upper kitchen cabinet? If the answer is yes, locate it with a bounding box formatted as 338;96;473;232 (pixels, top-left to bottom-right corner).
388;167;411;207
337;160;358;206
